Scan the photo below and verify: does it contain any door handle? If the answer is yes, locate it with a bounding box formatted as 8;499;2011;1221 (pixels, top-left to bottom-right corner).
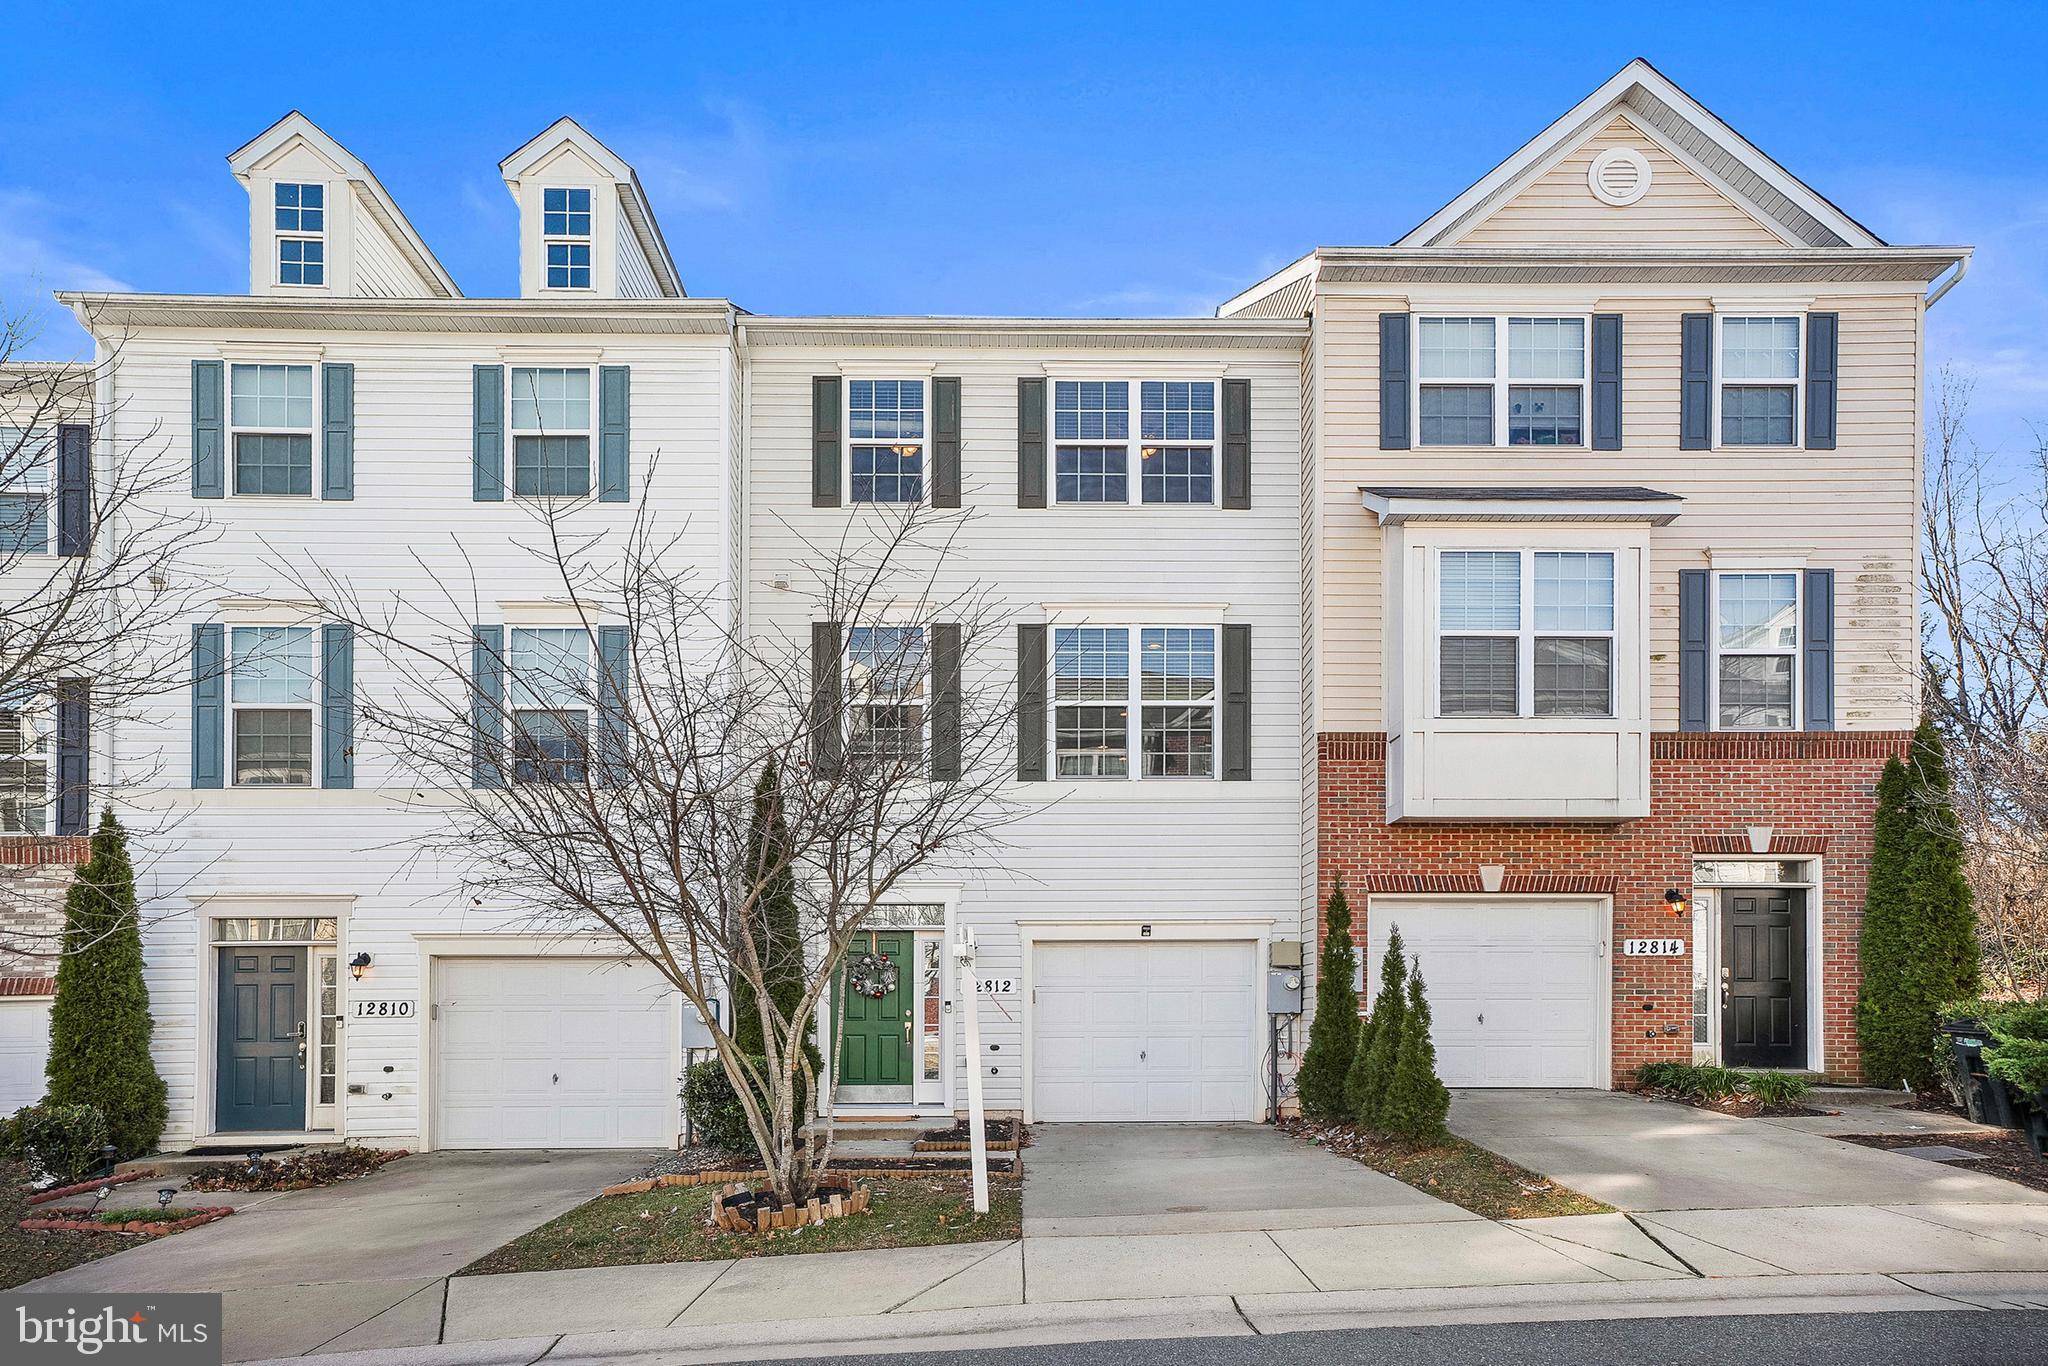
295;1022;308;1069
903;1019;913;1042
1140;1050;1147;1061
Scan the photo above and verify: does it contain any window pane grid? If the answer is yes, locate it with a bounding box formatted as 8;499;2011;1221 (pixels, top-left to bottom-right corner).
1139;381;1215;441
0;705;50;835
1140;628;1216;702
1507;318;1585;380
849;625;927;765
1055;446;1127;503
1417;318;1495;378
509;627;591;709
1054;626;1131;779
273;182;324;232
1534;637;1612;717
1140;447;1213;504
849;380;925;441
1720;317;1800;379
1053;628;1129;702
1419;385;1493;446
510;368;591;433
1439;637;1518;716
513;435;591;497
850;445;923;503
1534;552;1615;631
1053;382;1128;441
1142;705;1214;777
230;364;313;430
278;236;325;286
1508;386;1582;446
513;709;589;784
1056;705;1128;777
1440;552;1522;631
233;709;313;786
234;433;313;496
1721;386;1795;446
231;627;315;705
1717;574;1798;651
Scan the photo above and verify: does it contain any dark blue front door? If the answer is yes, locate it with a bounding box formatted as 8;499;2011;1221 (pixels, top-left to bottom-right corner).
217;947;308;1132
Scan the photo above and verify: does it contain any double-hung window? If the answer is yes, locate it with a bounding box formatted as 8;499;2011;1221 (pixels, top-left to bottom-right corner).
1718;318;1800;447
1712;572;1798;729
1417;317;1586;447
848;380;924;504
229;365;315;497
0;698;50;834
1052;625;1218;779
1054;380;1217;505
511;367;592;497
0;427;51;554
230;626;316;786
275;182;325;286
1437;550;1614;718
543;188;593;289
509;627;591;783
847;626;926;764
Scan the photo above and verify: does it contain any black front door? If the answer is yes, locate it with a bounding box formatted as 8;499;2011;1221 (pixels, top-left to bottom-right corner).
1721;887;1807;1068
217;947;308;1132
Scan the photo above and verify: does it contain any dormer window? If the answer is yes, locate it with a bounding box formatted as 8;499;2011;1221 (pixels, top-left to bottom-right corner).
274;182;325;286
543;188;593;289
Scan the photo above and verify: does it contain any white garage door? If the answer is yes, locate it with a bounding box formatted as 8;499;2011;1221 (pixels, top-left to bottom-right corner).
0;998;51;1115
1032;941;1258;1122
1367;901;1605;1088
434;958;676;1149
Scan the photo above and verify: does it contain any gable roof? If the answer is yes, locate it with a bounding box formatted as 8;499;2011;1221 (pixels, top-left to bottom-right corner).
1396;58;1885;251
499;117;685;298
227;112;462;298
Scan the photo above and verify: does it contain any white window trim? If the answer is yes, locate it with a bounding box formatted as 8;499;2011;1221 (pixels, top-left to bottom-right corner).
1412;314;1591;450
227;624;321;789
541;186;595;293
1048;621;1223;783
1049;377;1222;509
1711;313;1805;452
0;695;53;837
1432;548;1618;721
1707;569;1802;733
225;364;319;500
273;180;328;290
507;366;595;500
842;378;928;508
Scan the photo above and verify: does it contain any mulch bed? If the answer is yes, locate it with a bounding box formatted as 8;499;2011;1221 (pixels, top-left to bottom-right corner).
1280;1118;1610;1220
24;1169;164;1207
914;1119;1023;1152
711;1182;864;1232
1624;1085;1826;1119
183;1147;406;1192
1838;1130;2048;1194
20;1206;233;1236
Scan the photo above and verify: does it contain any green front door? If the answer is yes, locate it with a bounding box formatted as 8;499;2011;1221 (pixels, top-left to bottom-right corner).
838;931;911;1091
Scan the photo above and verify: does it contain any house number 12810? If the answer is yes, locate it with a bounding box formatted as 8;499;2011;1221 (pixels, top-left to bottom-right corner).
351;999;417;1018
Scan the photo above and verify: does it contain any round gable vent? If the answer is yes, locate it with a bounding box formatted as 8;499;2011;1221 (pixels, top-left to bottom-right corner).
1588;147;1652;207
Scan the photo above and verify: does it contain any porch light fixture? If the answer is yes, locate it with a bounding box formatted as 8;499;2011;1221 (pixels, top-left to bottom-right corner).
349;952;373;980
1663;889;1690;918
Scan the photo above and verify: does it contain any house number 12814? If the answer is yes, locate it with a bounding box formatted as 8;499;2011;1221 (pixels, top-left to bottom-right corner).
1621;939;1685;957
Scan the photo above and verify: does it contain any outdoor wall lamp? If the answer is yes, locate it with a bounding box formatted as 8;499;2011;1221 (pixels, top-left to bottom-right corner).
349;952;374;980
1663;889;1690;918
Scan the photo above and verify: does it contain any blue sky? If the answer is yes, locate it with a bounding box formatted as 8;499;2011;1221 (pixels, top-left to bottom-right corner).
3;2;2042;459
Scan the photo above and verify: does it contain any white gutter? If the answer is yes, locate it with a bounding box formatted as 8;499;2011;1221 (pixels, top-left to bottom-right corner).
1924;253;1970;309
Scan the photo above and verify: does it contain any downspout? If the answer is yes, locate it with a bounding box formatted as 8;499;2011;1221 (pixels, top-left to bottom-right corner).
734;311;750;639
1924;254;1969;309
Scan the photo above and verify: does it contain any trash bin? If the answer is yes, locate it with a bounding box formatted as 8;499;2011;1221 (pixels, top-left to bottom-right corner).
1939;1018;2017;1128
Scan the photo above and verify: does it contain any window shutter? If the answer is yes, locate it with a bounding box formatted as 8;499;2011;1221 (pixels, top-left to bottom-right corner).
1679;314;1712;451
1221;378;1252;510
473;365;505;501
597;624;630;781
932;377;962;509
191;623;225;788
55;423;89;556
191;360;224;498
320;363;354;500
1016;624;1047;781
54;678;88;836
810;620;843;775
320;624;354;788
931;622;962;781
1379;313;1410;450
1017;378;1046;509
1678;570;1709;732
471;624;505;788
1221;624;1251;780
1805;313;1838;451
1803;568;1835;731
599;365;630;502
812;377;842;508
1591;314;1623;451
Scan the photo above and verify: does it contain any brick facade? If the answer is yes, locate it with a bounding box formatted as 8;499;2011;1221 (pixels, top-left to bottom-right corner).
0;837;84;981
1318;730;1911;1083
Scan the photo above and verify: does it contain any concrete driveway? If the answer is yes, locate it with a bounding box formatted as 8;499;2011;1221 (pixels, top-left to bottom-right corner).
24;1148;653;1361
1449;1089;2048;1212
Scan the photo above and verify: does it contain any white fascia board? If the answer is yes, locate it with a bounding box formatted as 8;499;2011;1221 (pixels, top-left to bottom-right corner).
1360;490;1684;526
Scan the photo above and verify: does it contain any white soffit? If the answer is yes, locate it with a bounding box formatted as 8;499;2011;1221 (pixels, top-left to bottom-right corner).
1361;485;1684;526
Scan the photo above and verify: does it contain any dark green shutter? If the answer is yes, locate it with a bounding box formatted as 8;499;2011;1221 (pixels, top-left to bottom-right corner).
812;377;842;507
1805;313;1838;450
1678;570;1709;732
321;362;354;500
1679;314;1712;451
932;377;961;508
1803;569;1835;731
1379;313;1410;450
1017;378;1046;508
1016;624;1047;781
931;622;962;780
1591;314;1623;451
597;624;630;779
321;624;353;788
473;365;505;501
471;624;505;788
55;424;88;556
810;620;843;774
1221;378;1251;509
1221;624;1251;780
599;365;630;502
54;679;87;835
191;623;225;787
192;360;224;498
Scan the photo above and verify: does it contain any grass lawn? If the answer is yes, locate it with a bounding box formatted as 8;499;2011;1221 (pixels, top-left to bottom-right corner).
1;1162;136;1290
462;1173;1022;1275
1280;1119;1613;1220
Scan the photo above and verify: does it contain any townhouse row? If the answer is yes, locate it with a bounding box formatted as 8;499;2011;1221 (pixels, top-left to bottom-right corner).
0;59;1967;1147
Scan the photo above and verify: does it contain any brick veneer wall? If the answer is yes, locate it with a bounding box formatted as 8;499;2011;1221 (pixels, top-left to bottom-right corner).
0;837;86;980
1318;731;1911;1083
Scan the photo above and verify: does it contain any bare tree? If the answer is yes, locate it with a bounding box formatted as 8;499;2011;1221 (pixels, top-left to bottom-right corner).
281;489;1027;1203
1921;370;2048;1000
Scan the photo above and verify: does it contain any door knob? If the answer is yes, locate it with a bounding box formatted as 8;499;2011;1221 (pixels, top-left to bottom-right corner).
903;1019;913;1042
1477;1013;1485;1026
1140;1050;1147;1061
295;1022;308;1068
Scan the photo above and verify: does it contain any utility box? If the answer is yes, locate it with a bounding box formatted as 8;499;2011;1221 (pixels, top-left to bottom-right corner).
1267;969;1303;1014
681;998;721;1050
1270;939;1303;969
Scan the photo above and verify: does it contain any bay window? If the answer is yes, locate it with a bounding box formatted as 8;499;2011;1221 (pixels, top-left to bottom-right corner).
1417;316;1585;447
1052;625;1217;779
1437;550;1614;719
1713;571;1798;729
